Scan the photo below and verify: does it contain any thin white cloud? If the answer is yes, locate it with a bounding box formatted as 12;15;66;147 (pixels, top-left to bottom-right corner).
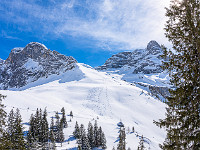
0;0;171;50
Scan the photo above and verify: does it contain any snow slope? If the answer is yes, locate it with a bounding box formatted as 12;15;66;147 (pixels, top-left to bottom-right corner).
0;63;166;149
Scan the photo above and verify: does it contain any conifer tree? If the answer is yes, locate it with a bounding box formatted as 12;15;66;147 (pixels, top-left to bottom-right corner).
137;135;145;150
81;132;91;150
0;94;10;149
132;126;134;133
70;110;73;118
87;122;95;148
55;111;60;142
101;132;107;149
34;108;40;141
27;114;37;148
80;124;85;138
7;109;15;148
94;120;99;147
13;108;26;149
154;0;200;149
59;123;65;146
60;107;68;128
74;121;80;139
50;128;55;143
41;108;49;148
97;126;103;146
117;127;126;150
49;117;56;150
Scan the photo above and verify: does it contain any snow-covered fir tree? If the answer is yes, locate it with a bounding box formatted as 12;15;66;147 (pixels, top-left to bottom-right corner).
55;111;60;142
87;122;95;148
117;127;126;150
60;107;68;128
40;108;49;148
154;0;200;149
137;135;145;150
7;109;15;148
58;122;65;146
73;121;80;139
0;94;10;149
12;108;26;149
81;131;91;150
94;120;99;147
101;132;107;149
70;110;73;118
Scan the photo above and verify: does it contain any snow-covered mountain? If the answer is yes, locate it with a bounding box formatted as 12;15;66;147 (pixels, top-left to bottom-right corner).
97;40;171;101
0;42;77;90
1;63;166;149
0;42;167;149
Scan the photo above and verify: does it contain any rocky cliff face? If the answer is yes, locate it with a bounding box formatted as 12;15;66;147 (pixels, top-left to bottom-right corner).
97;40;170;101
0;42;77;90
98;40;163;74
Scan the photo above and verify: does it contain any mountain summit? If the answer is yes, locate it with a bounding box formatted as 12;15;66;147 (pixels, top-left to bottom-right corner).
97;40;170;100
0;42;77;90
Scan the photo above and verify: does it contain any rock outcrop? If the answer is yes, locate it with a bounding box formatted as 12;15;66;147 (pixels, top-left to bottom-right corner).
0;42;77;90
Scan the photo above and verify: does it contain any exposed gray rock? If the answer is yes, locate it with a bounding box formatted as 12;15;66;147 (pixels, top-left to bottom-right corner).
0;42;77;90
97;40;163;74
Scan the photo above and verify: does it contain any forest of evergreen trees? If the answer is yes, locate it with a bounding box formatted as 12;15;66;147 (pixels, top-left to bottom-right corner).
0;94;109;149
73;120;107;150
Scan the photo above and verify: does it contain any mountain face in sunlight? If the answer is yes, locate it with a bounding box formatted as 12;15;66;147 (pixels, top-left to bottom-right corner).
0;42;77;90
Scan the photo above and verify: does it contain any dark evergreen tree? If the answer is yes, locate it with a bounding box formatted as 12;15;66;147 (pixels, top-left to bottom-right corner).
101;132;107;149
27;114;37;148
81;132;91;150
87;122;95;148
132;126;134;133
59;123;65;146
60;107;68;128
13;108;26;149
117;127;126;150
94;120;99;147
40;108;49;148
70;110;73;118
7;109;15;148
97;126;103;146
73;121;80;139
154;0;200;149
34;108;40;141
137;135;145;150
80;124;85;139
0;94;10;149
49;117;56;150
55;111;60;142
50;128;55;143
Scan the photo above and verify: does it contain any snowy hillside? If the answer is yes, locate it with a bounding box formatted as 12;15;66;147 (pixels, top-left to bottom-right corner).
1;63;166;149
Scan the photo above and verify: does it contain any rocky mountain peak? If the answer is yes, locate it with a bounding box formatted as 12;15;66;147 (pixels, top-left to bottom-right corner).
0;42;77;90
146;40;162;55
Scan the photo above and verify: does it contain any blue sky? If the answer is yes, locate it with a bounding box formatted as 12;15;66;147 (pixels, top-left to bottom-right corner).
0;0;170;67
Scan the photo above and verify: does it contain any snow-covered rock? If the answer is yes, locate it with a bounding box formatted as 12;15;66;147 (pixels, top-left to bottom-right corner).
97;40;171;101
0;42;77;90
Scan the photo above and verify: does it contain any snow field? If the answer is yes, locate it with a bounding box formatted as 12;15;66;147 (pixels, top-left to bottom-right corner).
1;63;166;149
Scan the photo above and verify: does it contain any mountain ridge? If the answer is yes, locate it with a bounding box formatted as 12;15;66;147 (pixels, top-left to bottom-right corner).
0;42;77;90
97;40;170;101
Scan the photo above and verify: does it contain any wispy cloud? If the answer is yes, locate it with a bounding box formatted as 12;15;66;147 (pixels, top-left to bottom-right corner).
0;0;171;50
